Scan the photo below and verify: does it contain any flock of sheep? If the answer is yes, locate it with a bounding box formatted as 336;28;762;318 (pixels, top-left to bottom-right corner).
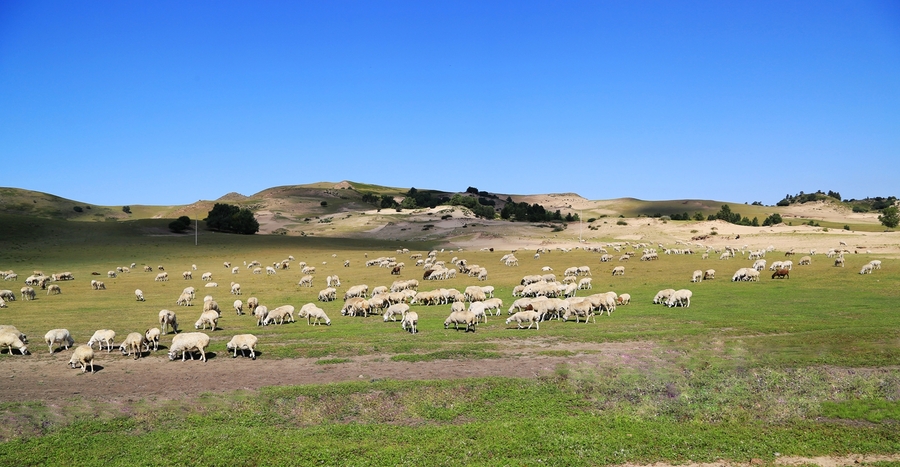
0;238;885;373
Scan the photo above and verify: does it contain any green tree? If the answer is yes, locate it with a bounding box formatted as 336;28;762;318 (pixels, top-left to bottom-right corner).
878;206;899;228
122;205;131;214
693;212;705;221
205;203;259;235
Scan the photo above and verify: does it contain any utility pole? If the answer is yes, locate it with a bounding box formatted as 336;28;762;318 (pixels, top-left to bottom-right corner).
195;215;198;246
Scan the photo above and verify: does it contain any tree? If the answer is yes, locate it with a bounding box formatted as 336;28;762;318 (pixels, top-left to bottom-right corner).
205;203;259;235
878;206;899;228
762;213;783;226
692;212;705;221
320;201;327;207
122;205;131;214
380;195;398;209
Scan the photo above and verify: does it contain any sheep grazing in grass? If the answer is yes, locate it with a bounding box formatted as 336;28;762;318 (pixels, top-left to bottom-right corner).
0;290;14;302
383;303;410;322
183;271;193;280
401;311;418;333
194;310;219;331
229;282;241;295
233;299;243;315
653;289;676;305
444;310;477;332
834;256;845;267
107;270;117;278
201;272;212;281
798;256;812;266
20;286;36;300
772;269;790;279
0;325;27;344
860;264;875;275
232;266;239;274
254;305;269;326
318;287;337;302
168;332;210;362
87;329;116;352
0;331;29;355
224;262;231;269
176;292;193;306
869;260;882;270
46;284;61;295
264;305;296;325
68;345;94;373
665;289;693;308
298;275;314;287
144;265;152;272
44;329;74;354
506;311;541;330
204;282;218;288
159;309;179;334
135;289;145;301
612;266;625;276
691;270;703;283
703;269;716;280
119;332;146;360
616;293;631;305
144;328;161;351
302;305;331;326
155;272;168;281
226;334;258;359
246;297;259;312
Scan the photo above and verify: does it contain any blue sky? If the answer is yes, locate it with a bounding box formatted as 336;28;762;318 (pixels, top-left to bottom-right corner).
1;1;898;206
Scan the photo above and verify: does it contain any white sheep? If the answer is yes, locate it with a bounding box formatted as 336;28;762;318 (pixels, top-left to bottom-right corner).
20;286;36;300
0;290;14;302
155;272;169;281
168;332;210;362
383;303;410;322
298;275;314;287
159;309;179;334
87;329;116;352
194;310;219;330
444;310;476;332
578;277;593;290
834;256;845;267
266;266;277;275
254;305;269;326
246;297;259;312
144;328;161;351
233;299;243;315
0;330;29;355
653;289;676;304
224;262;231;269
107;270;117;278
869;260;882;270
201;272;212;281
506;310;541;330
318;287;337;302
183;271;193;280
798;256;812;266
183;286;196;298
691;270;703;283
44;329;74;354
616;293;631;305
135;289;145;301
860;264;874;275
665;289;693;308
68;345;94;373
176;292;193;306
230;282;242;295
703;269;716;280
304;305;331;326
204;282;218;288
226;334;259;359
47;284;61;295
612;266;625;276
119;332;146;360
401;311;419;334
264;305;296;325
232;266;239;274
468;302;489;323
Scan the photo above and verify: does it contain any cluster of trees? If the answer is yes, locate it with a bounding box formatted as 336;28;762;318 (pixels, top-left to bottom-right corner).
659;212;705;221
707;205;759;227
500;201;578;223
169;216;193;233
399;188;449;209
762;213;783;226
205;203;259;235
776;190;842;206
447;194;496;219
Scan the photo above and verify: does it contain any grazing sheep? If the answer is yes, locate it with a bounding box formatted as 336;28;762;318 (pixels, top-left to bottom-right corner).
226;334;258;359
202;299;220;315
444;310;477;332
158;265;165;271
201;272;212;281
108;270;117;278
183;286;196;298
0;325;27;344
834;256;845;267
254;305;269;326
798;256;812;266
383;303;410;322
869;260;882;270
119;332;146;359
159;309;179;334
135;289;145;301
176;292;193;306
224;262;231;269
168;332;210;362
246;297;259;312
264;305;296;325
155;272;169;281
304;305;331;326
44;329;74;353
506;311;541;330
20;286;36;300
703;269;716;280
468;302;489;324
183;271;193;280
266;266;277;275
144;266;153;272
204;282;218;288
616;293;631;305
87;330;116;352
451;301;467;313
68;345;94;373
691;270;703;283
401;311;419;333
578;277;593;290
665;289;693;308
93;281;106;290
0;330;29;355
192;264;197;270
343;284;369;300
860;264;875;275
653;289;676;305
232;266;239;274
252;268;262;274
612;266;625;276
194;310;219;330
0;290;14;301
562;298;595;323
482;297;504;316
772;268;790;279
230;282;242;295
318;287;337;302
144;328;160;351
298;275;314;287
47;284;61;295
233;299;243;315
781;260;793;271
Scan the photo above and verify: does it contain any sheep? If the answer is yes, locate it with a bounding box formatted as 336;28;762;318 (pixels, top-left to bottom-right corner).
68;345;94;373
119;332;146;360
46;284;61;295
224;262;231;269
183;286;196;298
44;329;74;354
616;293;631;305
93;281;106;290
87;330;116;352
254;305;269;326
451;301;467;313
401;311;419;333
578;277;593;290
464;286;486;303
155;272;169;281
612;266;625;276
183;271;193;280
176;292;193;306
246;296;259;312
159;309;179;334
691;270;703;283
860;264;875;275
298;275;314;287
253;267;262;274
781;260;793;271
304;305;331;325
232;266;240;274
158;265;165;271
665;289;693;308
383;303;410;322
468;302;489;323
199;272;211;281
653;289;676;304
752;260;767;271
144;266;153;272
168;332;211;362
203;299;220;315
703;269;716;280
343;284;369;300
578;266;592;276
482;297;504;316
230;282;242;295
135;289;145;301
264;305;296;325
144;328;161;351
107;270;117;278
562;298;595;323
234;299;243;315
226;334;259;359
318;287;337;302
194;310;219;331
0;330;29;355
192;264;197;270
341;297;371;317
204;282;218;288
301;266;316;275
834;256;845;267
798;256;812;266
869;260;882;270
0;289;15;301
772;268;790;279
506;310;541;330
20;286;36;300
444;310;477;332
481;285;495;298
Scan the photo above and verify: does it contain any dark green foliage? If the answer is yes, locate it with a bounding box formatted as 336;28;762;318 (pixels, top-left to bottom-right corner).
122;206;131;214
844;225;851;231
713;205;742;224
205;203;259;235
669;212;690;221
320;201;327;207
447;194;495;219
878;206;899;228
499;200;574;222
72;206;82;213
751;217;759;227
617;220;627;225
762;213;783;226
402;188;447;209
361;193;379;204
751;201;763;206
379;195;397;209
465;186;479;194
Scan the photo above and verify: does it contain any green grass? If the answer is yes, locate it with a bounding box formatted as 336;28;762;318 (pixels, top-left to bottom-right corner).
1;212;899;463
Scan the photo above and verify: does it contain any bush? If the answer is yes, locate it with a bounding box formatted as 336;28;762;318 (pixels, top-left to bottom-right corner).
586;218;596;223
616;220;627;226
844;225;851;231
73;206;83;213
122;206;131;214
205;203;260;235
879;206;899;228
320;201;327;207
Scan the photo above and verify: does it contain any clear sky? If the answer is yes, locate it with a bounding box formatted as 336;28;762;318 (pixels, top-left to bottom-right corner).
1;1;898;206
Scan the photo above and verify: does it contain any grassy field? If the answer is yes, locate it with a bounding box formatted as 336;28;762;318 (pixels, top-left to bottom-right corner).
1;213;899;465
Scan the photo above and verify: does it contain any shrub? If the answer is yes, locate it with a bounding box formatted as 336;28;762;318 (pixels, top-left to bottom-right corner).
73;206;83;213
878;206;899;228
844;225;851;231
122;206;131;214
616;220;627;226
320;201;327;207
205;203;260;235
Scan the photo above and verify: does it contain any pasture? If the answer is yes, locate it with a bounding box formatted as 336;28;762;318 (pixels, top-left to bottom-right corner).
1;215;899;465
